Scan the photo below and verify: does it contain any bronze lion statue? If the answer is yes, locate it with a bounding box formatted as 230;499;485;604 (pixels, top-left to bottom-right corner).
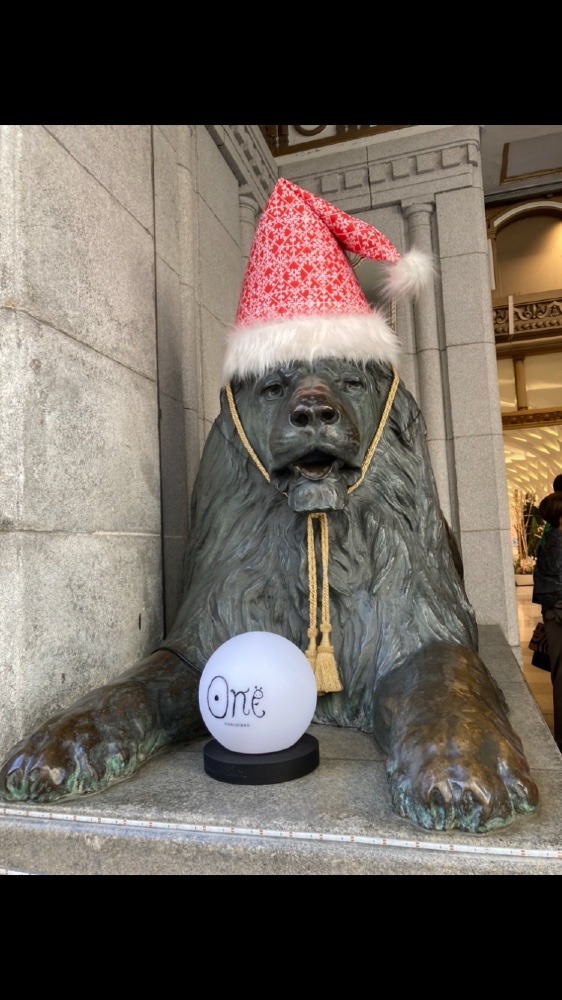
0;356;539;832
0;178;539;834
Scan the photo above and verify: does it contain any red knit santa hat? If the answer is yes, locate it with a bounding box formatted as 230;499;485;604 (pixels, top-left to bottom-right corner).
223;177;434;383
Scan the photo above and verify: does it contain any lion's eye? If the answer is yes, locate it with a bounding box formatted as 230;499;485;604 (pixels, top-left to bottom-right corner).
261;382;284;399
344;377;364;391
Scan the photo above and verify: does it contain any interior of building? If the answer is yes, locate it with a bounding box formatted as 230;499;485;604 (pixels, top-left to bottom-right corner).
490;197;562;735
490;197;562;554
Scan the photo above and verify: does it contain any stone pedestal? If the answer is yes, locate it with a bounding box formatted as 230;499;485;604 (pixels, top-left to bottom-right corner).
2;626;560;876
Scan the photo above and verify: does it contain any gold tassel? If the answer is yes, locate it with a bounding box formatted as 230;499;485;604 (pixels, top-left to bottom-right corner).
305;627;318;670
314;624;342;695
307;513;343;695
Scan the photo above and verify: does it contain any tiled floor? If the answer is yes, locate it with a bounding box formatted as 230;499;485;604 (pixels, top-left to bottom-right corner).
515;582;555;738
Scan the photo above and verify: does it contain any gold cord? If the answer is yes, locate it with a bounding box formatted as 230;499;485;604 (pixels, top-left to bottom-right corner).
348;367;399;494
306;514;319;665
390;299;397;332
225;382;271;482
305;511;341;693
225;368;399;694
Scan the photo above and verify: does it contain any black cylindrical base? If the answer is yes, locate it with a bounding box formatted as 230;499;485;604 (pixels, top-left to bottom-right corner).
203;733;319;785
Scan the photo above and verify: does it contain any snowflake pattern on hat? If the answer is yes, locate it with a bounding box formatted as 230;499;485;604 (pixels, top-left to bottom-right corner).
236;178;401;326
224;177;433;382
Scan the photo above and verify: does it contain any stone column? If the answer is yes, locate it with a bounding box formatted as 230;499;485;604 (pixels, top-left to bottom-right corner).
239;188;260;267
403;201;451;522
514;357;528;409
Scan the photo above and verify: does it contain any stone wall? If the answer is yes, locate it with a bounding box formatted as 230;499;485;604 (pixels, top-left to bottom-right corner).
0;125;275;758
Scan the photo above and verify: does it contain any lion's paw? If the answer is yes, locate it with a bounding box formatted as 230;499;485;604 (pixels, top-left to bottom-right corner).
387;736;539;834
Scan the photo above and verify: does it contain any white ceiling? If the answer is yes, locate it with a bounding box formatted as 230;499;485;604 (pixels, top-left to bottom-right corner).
504;424;562;503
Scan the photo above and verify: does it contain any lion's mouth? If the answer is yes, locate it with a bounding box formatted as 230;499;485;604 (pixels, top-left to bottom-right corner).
292;450;342;481
271;449;359;511
274;449;358;483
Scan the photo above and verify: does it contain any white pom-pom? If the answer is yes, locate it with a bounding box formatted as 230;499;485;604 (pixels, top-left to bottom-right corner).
380;249;436;300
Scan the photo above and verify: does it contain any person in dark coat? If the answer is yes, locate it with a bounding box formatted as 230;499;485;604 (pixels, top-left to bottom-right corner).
532;474;562;550
532;491;562;751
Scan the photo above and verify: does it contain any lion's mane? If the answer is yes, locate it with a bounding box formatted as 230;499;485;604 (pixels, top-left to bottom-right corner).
165;371;477;733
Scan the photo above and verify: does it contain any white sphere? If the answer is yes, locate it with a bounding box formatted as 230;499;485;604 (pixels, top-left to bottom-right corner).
198;631;318;754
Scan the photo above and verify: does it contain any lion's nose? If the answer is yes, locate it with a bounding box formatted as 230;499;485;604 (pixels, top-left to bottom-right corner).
290;401;339;428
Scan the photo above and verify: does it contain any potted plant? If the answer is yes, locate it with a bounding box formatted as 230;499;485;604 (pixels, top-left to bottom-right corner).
511;488;544;585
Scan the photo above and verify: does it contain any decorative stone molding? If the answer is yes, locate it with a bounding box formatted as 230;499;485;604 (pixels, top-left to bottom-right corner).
494;296;562;340
369;142;479;194
318;168;371;210
261;125;411;156
206;126;277;210
487;199;562;234
281;135;480;213
502;408;562;428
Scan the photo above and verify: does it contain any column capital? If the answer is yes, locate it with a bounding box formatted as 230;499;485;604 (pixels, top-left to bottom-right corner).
239;186;260;214
402;201;435;219
239;187;261;261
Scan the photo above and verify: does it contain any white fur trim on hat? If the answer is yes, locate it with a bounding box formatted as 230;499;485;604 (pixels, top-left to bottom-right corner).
223;312;400;383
